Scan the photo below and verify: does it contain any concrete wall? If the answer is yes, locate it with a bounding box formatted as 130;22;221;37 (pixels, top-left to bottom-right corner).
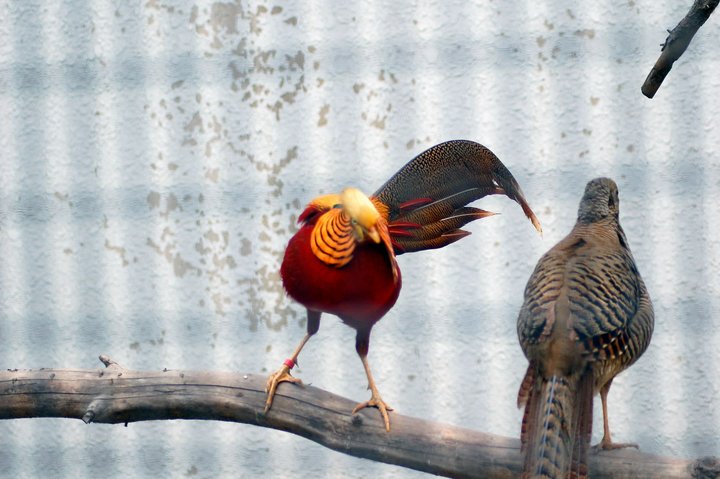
0;0;718;477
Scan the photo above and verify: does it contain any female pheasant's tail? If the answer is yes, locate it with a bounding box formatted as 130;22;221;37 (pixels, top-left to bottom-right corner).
371;140;542;254
520;370;593;479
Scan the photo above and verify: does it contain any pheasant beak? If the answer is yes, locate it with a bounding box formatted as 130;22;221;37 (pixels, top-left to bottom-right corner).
341;187;382;243
366;226;381;244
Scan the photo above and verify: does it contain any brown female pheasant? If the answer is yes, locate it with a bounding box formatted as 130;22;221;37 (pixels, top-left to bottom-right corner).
517;177;654;478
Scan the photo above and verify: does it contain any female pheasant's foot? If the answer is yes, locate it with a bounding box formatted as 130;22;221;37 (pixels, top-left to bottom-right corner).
351;392;393;432
594;382;637;452
592;435;639;452
264;363;303;414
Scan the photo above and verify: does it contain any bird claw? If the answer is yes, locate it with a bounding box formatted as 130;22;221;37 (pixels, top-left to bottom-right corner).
591;438;639;453
264;365;304;414
352;395;393;432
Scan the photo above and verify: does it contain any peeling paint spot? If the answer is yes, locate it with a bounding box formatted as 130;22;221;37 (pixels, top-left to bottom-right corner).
317;104;330;126
574;29;595;39
204;229;221;244
286;51;305;70
209;2;241;34
184;112;203;133
205;167;220;183
105;240;129;266
163;194;181;218
370;115;386;130
240;238;252;256
247;146;297;197
147;191;161;209
173;253;199;278
238;264;296;332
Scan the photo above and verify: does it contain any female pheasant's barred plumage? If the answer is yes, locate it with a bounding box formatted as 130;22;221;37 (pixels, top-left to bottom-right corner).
517;177;654;479
264;140;542;433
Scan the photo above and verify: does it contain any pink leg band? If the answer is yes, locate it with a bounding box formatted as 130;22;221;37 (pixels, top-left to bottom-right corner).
283;358;295;369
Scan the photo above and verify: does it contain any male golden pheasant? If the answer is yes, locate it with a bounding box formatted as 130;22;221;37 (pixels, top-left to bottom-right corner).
265;140;542;431
517;178;654;478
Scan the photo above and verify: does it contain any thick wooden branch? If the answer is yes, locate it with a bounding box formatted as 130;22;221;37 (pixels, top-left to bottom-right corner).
1;357;717;478
642;0;719;98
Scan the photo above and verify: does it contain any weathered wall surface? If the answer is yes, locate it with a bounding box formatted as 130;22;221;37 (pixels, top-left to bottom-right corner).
0;1;718;477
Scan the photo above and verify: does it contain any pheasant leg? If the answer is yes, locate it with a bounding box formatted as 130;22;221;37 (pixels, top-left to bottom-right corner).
351;354;393;432
593;380;638;451
264;332;313;414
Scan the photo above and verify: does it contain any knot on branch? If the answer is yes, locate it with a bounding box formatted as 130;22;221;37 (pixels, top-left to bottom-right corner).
82;400;104;424
98;355;126;376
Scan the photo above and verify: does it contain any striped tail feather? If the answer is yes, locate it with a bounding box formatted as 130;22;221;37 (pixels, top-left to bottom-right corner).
522;371;593;479
391;187;503;226
387;207;496;253
372;140;542;255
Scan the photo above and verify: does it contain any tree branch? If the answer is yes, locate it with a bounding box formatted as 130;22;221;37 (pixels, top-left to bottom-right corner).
1;357;717;478
641;0;719;98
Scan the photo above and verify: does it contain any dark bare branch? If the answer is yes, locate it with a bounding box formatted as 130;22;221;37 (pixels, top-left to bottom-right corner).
642;0;719;98
0;357;716;478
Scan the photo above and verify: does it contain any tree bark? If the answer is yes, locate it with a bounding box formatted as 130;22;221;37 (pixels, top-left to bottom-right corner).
0;356;717;479
642;0;719;98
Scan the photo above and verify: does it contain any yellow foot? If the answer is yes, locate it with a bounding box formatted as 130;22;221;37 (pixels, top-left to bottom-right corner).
592;436;638;452
264;364;303;414
352;394;393;432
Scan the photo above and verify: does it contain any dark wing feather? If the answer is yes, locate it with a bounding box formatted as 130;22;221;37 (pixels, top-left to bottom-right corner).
372;140;541;255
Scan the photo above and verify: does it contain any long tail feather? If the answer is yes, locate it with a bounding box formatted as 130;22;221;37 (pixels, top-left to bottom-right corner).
569;375;593;479
390;230;472;254
394;187;503;226
372;140;541;255
388;206;495;251
522;372;593;479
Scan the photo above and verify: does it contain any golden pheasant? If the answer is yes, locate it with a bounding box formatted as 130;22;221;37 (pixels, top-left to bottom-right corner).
517;178;654;478
265;140;542;431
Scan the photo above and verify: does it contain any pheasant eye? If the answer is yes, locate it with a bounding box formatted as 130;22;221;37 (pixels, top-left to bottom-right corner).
333;204;342;209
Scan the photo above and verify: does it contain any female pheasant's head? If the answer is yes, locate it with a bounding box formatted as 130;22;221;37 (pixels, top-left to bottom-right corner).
577;177;620;224
341;187;381;244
